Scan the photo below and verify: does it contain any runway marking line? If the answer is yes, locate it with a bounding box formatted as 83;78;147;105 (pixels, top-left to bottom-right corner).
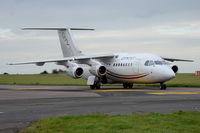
90;89;152;92
11;88;48;90
0;112;4;114
147;92;200;95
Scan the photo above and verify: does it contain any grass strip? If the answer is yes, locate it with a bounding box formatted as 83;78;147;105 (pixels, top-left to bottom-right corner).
0;73;199;87
19;111;200;133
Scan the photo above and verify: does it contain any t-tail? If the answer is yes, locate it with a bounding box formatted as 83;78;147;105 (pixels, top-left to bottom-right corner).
22;27;94;57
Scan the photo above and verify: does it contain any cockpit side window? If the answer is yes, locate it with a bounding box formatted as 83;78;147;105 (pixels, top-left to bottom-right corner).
162;61;167;65
148;60;155;66
154;61;162;65
144;60;149;66
144;60;154;66
145;59;168;66
154;60;167;65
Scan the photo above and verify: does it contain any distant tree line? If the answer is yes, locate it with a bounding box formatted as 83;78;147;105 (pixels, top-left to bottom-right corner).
2;69;66;75
3;72;9;75
40;69;66;74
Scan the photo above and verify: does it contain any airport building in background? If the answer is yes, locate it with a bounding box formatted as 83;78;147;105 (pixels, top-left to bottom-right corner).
195;71;200;76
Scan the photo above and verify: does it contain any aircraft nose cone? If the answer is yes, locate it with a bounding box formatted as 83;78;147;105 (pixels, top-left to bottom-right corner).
164;68;176;81
169;70;176;79
154;67;176;83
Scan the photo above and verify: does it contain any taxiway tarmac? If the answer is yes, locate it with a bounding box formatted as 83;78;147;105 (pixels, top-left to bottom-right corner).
0;85;200;133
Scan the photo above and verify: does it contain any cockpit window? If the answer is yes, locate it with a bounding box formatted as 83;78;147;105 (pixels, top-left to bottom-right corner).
154;60;167;65
149;60;155;66
144;60;149;66
145;60;166;66
144;60;154;66
154;61;162;65
162;61;167;65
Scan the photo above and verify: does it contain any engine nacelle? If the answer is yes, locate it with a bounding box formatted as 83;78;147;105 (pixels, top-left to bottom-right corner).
66;66;84;79
171;65;178;73
89;65;107;77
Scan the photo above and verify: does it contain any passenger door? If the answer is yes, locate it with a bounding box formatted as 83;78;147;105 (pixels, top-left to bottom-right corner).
132;59;140;74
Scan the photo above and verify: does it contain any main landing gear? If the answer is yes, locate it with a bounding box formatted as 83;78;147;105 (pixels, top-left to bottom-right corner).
90;83;101;90
160;83;167;90
123;83;133;89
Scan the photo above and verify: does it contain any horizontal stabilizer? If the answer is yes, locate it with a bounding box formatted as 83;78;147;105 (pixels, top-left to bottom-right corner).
22;28;95;30
22;27;94;57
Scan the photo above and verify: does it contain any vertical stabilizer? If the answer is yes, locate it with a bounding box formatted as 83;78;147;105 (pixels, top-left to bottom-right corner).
57;29;82;57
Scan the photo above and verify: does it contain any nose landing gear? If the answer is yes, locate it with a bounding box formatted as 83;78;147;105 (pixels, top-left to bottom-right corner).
160;83;167;90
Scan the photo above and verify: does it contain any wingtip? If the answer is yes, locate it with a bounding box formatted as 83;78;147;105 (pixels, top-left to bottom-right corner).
21;27;26;30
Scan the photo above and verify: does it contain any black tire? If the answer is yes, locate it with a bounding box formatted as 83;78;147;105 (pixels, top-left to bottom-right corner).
96;85;101;89
128;84;133;89
160;84;167;90
123;83;128;89
90;85;96;90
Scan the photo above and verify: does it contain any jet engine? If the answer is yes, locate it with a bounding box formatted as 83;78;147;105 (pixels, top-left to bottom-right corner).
66;66;84;78
171;65;178;73
89;65;107;77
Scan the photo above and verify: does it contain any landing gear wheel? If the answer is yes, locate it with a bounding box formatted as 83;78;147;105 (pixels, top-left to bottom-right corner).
128;84;133;89
123;83;133;89
160;83;167;90
90;85;96;90
96;84;101;89
123;83;128;89
90;84;101;90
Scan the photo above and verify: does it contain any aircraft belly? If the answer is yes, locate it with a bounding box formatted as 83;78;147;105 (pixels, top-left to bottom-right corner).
106;68;148;83
106;66;157;84
106;74;152;83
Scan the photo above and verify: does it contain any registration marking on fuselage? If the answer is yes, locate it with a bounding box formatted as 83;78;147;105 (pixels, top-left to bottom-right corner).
147;92;200;95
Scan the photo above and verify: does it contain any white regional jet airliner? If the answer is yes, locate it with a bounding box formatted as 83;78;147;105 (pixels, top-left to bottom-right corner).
9;28;193;90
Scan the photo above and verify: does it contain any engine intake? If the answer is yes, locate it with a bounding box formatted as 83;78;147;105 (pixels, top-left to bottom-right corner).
172;65;178;73
75;67;84;77
99;66;107;75
90;65;107;77
67;66;84;78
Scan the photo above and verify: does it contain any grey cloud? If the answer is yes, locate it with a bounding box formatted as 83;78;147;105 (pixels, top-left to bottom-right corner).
0;0;200;73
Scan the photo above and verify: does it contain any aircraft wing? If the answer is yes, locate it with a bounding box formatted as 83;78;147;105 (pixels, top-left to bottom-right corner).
8;54;116;66
8;58;73;66
162;57;193;62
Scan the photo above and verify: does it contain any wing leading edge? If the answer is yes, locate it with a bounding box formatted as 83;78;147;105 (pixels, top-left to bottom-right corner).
162;57;193;62
8;54;116;66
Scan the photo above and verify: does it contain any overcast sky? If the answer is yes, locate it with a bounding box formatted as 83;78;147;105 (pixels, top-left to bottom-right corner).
0;0;200;74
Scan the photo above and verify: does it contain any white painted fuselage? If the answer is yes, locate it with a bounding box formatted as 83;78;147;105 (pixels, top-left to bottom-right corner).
81;53;175;84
